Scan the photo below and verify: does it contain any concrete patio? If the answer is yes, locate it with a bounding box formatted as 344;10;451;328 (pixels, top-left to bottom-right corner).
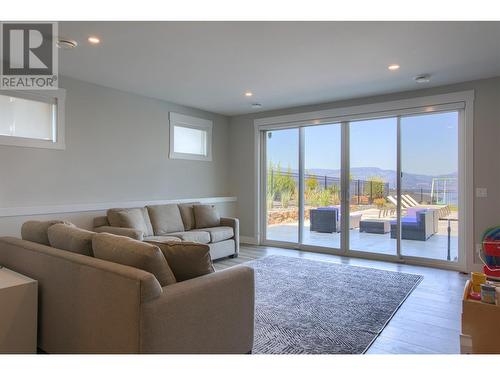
266;208;459;261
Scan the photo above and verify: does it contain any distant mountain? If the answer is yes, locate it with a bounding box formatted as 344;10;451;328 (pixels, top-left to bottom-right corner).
306;167;457;189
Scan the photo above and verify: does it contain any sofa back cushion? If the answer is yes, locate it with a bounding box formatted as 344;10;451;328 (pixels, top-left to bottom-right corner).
178;202;200;231
92;233;176;286
146;204;185;235
21;220;74;245
193;204;221;229
93;215;109;228
107;207;154;237
147;241;214;282
48;224;95;257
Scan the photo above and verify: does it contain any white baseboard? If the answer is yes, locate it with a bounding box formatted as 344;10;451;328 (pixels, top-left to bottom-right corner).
240;235;259;245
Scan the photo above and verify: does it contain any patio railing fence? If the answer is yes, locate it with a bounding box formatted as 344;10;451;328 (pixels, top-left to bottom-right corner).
267;170;457;206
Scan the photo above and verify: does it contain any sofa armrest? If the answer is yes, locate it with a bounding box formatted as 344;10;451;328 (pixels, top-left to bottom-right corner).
94;226;144;241
139;265;254;353
220;217;239;254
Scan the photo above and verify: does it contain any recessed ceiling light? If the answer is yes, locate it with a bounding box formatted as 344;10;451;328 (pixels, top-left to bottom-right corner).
388;64;400;71
414;74;431;83
88;36;100;45
57;38;78;49
244;92;253;97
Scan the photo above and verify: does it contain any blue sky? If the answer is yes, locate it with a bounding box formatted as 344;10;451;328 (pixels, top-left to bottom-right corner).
267;111;458;176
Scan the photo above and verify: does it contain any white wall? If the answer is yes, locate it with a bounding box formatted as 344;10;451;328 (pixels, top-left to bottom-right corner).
0;76;234;236
229;76;500;271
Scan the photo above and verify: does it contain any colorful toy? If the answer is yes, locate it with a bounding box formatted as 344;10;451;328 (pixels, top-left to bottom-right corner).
480;284;496;304
480;226;500;279
471;272;487;293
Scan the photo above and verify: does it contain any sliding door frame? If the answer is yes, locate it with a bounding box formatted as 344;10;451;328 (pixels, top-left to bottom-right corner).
255;90;474;272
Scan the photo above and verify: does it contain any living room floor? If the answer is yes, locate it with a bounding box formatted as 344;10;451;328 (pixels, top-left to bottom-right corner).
214;244;469;354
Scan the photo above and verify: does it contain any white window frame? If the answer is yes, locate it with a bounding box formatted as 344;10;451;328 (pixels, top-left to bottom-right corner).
254;90;475;272
0;89;66;150
169;112;212;161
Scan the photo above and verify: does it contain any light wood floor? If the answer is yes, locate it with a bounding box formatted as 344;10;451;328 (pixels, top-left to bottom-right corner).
214;244;469;354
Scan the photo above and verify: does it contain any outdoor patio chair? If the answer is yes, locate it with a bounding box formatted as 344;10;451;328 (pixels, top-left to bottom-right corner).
390;209;434;241
309;207;338;233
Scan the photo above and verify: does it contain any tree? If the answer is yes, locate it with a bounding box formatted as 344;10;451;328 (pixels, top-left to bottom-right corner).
364;176;386;199
305;174;319;192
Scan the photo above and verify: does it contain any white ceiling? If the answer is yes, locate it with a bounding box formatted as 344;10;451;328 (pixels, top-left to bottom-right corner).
59;22;500;116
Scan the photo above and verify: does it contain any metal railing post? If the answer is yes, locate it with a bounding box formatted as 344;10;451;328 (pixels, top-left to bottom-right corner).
357;179;360;205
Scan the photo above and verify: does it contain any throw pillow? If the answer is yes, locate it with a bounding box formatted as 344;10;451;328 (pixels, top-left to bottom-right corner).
147;241;214;282
21;220;74;245
178;202;200;231
92;232;176;286
48;223;95;256
107;207;154;236
193;204;220;229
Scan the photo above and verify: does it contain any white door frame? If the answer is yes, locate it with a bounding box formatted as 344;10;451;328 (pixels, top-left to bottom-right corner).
254;90;474;272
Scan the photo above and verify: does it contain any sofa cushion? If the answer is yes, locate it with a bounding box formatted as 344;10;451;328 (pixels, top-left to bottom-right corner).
148;241;214;282
92;232;176;286
178;202;200;231
21;220;74;245
48;224;95;256
168;231;211;244
107;207;154;237
93;215;109;228
193;226;234;243
144;235;182;243
193;204;220;229
146;204;185;235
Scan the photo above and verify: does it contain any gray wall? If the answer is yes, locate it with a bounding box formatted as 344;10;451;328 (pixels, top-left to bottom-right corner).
229;76;500;269
0;76;231;208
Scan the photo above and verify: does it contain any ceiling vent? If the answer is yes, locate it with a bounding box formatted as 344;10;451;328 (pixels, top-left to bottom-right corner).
57;39;78;49
414;74;431;83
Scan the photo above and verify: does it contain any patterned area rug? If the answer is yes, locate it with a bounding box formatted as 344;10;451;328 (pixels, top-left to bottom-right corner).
245;255;423;354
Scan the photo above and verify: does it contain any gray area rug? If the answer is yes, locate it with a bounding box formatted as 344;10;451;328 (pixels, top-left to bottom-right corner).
245;255;423;354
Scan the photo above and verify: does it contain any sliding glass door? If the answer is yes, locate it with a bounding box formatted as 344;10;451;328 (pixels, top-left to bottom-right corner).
349;118;398;256
264;128;299;244
302;124;342;249
261;106;463;267
400;111;459;262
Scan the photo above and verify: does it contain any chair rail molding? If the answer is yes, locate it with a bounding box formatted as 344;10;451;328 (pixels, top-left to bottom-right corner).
0;196;237;218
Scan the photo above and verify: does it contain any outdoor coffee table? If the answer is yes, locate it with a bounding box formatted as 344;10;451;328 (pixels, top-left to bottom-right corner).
359;219;391;234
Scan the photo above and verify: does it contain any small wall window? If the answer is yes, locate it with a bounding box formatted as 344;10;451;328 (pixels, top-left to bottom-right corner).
0;90;65;150
169;112;212;161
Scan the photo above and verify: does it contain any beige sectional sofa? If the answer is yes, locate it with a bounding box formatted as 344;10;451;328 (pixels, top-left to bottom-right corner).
93;203;239;260
0;221;254;354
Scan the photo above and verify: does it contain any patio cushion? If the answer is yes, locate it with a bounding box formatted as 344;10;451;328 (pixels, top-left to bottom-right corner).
193;226;234;243
167;231;211;244
146;204;185;235
107;207;154;237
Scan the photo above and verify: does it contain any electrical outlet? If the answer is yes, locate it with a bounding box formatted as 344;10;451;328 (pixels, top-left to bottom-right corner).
476;187;488;198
